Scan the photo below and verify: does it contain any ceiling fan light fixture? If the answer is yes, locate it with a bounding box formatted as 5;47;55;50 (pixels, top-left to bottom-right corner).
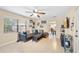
35;9;38;12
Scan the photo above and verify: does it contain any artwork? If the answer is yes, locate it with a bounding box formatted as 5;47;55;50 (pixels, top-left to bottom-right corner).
4;17;17;32
37;22;40;26
41;20;47;24
29;25;32;27
66;17;70;28
64;17;70;28
29;20;33;23
40;25;43;28
29;20;35;28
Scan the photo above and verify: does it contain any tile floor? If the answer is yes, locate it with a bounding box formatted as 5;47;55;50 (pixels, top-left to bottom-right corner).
0;37;64;53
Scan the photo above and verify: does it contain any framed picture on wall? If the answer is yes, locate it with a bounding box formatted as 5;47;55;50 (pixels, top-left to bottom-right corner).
41;20;47;24
29;25;32;27
64;17;70;28
29;20;33;23
37;22;40;26
40;25;43;28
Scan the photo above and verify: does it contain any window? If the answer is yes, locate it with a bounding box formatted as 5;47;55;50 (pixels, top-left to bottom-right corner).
18;20;26;32
4;17;17;32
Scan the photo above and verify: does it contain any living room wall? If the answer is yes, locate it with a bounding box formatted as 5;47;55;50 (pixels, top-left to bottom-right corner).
64;7;78;52
0;9;30;47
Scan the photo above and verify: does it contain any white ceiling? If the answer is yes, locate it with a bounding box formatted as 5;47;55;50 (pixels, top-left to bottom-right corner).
0;6;72;20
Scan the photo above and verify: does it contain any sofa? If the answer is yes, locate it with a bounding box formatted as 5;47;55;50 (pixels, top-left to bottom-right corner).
17;32;33;42
32;30;49;42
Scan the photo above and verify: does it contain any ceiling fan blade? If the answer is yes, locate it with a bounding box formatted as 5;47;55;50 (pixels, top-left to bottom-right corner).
39;12;46;14
25;10;33;13
36;12;46;15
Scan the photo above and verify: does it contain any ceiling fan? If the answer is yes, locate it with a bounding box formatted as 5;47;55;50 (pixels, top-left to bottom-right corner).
25;9;46;18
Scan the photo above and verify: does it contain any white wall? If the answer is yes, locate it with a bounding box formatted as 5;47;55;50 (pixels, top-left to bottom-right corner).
74;8;79;53
65;7;79;53
0;9;30;47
